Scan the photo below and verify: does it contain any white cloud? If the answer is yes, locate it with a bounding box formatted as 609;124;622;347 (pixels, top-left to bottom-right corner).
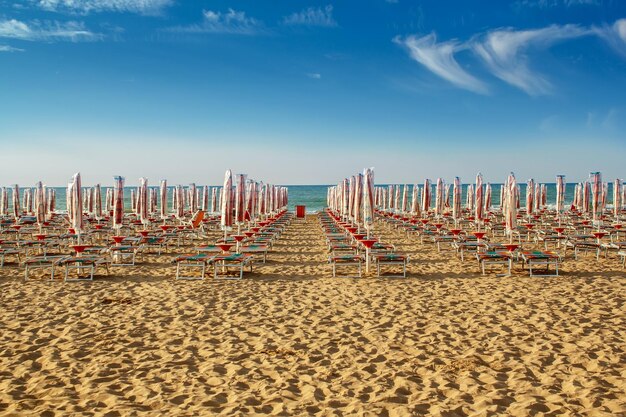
306;73;321;79
394;33;489;94
0;19;100;41
32;0;173;15
513;0;602;9
283;5;337;27
0;44;24;52
471;24;589;95
594;18;626;58
168;9;263;35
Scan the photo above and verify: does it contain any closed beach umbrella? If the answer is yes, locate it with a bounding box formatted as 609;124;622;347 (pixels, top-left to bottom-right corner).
12;185;20;220
353;174;363;226
35;181;45;232
452;177;461;225
590;172;602;223
435;178;445;217
556;175;565;220
422;179;431;214
401;184;408;214
475;173;484;223
94;184;102;219
138;177;148;226
202;185;209;212
411;184;420;217
69;173;83;242
235;174;247;225
211;187;218;213
0;188;7;216
113;176;125;230
221;170;233;232
614;179;622;219
526;179;534;217
484;183;492;214
160;180;168;219
363;168;375;232
176;185;185;219
466;184;474;212
505;173;517;243
189;183;197;214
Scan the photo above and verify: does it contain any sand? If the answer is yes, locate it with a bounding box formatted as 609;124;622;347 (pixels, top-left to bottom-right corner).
0;214;625;416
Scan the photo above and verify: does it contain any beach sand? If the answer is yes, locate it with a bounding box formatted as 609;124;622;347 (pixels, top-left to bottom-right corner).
0;214;625;416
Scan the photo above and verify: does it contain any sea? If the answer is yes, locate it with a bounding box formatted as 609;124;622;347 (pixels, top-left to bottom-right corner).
5;183;619;214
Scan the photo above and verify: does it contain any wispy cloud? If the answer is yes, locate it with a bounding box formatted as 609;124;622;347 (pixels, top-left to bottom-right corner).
167;9;263;35
594;18;626;57
306;73;321;79
471;24;590;95
31;0;174;15
283;5;337;27
0;44;24;52
394;33;489;94
0;19;100;41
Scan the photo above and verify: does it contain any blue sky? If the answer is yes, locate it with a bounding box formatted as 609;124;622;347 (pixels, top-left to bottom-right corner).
0;0;625;186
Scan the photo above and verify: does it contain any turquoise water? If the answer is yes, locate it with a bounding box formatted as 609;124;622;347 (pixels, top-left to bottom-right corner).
3;183;620;214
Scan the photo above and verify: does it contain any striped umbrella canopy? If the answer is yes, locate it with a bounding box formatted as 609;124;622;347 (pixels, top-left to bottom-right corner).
541;184;547;208
187;183;196;213
48;189;56;213
526;179;534;216
505;173;518;242
534;183;541;212
221;170;233;231
466;184;474;212
138;177;149;226
246;181;257;222
94;184;102;219
435;178;445;217
353;173;363;225
401;184;408;213
0;187;7;216
235;174;247;224
387;185;393;212
69;173;84;239
444;184;451;208
159;180;168;219
475;174;484;223
590;172;602;222
175;185;185;219
211;187;218;213
484;182;492;214
363;168;375;232
201;185;209;212
614;179;622;218
582;181;591;213
601;182;608;213
35;181;46;229
556;175;566;218
113;176;125;230
130;189;137;214
341;179;349;218
12;185;20;220
105;188;112;213
348;176;356;220
421;179;431;214
394;185;401;213
411;184;420;217
452;177;461;224
499;184;504;209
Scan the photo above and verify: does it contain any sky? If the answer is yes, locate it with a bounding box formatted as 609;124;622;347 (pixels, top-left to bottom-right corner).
0;0;625;186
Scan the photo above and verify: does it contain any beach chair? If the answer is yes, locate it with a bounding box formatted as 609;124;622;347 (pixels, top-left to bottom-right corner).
520;251;561;277
618;250;626;268
372;253;409;278
57;255;110;282
211;253;254;280
172;253;211;280
476;251;512;276
23;255;69;281
329;254;364;278
240;244;269;263
108;244;143;266
0;247;21;267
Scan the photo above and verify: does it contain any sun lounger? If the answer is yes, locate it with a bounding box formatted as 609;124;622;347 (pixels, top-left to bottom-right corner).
23;255;69;281
476;251;512;276
240;244;269;263
372;253;409;278
329;254;364;278
108;245;142;266
57;255;110;282
172;253;211;280
210;253;254;280
0;247;21;267
521;250;561;277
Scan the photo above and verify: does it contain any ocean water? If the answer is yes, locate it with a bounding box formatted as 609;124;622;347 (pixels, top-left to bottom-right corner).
2;183;620;215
